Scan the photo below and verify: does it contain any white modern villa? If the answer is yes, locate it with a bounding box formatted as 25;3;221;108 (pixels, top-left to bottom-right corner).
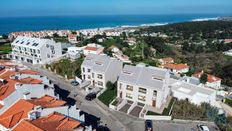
117;65;170;109
9;36;62;64
81;54;123;89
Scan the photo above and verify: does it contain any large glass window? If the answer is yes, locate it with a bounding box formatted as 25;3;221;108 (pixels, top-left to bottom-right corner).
153;90;157;97
139;87;146;94
97;74;103;79
138;95;146;101
126;93;132;99
126;85;133;91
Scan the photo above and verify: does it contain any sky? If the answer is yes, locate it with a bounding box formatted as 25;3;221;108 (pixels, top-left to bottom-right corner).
1;0;232;17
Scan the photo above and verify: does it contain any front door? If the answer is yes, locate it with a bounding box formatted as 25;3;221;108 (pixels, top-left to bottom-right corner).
152;100;156;107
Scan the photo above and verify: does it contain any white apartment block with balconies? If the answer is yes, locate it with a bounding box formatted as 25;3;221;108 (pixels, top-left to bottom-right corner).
81;54;123;89
9;36;62;64
117;65;170;109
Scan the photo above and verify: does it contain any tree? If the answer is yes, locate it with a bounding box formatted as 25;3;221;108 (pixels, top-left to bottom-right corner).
200;73;208;84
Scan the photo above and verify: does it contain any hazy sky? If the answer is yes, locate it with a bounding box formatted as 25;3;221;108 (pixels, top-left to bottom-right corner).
1;0;232;17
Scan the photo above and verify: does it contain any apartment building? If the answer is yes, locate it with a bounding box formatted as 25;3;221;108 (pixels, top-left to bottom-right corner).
9;36;62;64
117;65;170;109
81;54;123;89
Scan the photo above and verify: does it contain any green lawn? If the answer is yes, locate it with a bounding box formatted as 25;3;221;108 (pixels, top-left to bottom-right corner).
225;98;232;107
98;84;117;106
0;43;12;54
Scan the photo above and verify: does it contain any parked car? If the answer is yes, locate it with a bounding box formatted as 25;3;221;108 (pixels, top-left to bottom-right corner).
85;92;97;101
145;120;153;131
71;80;79;86
197;124;210;131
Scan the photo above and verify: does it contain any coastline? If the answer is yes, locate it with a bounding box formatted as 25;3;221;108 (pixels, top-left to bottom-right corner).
0;15;227;35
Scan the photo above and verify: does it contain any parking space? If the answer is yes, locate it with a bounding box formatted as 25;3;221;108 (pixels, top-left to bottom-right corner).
119;103;131;113
129;106;143;117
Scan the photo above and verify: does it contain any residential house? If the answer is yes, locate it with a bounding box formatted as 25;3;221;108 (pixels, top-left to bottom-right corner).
158;57;174;65
0;69;55;113
68;34;78;43
170;79;216;106
163;64;189;74
83;43;104;56
81;54;123;89
0;95;89;131
9;36;62;64
117;65;170;109
192;71;222;90
13;112;90;131
67;47;83;59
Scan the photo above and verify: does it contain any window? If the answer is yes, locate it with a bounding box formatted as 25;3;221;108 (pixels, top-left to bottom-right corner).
98;81;103;86
139;87;146;94
119;83;122;90
153;90;157;97
126;85;133;91
97;74;103;79
126;93;132;99
88;69;91;72
82;68;85;72
92;73;94;78
37;50;40;53
88;75;91;79
138;95;146;101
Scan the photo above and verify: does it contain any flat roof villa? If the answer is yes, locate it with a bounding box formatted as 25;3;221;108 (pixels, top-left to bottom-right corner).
170;80;216;106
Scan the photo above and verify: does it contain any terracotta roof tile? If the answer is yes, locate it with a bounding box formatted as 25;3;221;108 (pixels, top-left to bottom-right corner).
84;46;98;51
19;70;39;75
193;72;221;83
27;95;66;108
163;64;189;70
18;77;42;84
13;112;82;131
0;99;35;128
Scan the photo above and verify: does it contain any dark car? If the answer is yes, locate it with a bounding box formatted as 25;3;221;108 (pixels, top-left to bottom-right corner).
85;92;97;101
145;120;153;131
71;81;79;86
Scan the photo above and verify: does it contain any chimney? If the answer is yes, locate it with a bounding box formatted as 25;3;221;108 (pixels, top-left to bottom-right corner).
28;110;41;120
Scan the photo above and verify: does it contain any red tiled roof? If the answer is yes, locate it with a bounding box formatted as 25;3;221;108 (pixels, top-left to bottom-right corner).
163;64;189;70
193;72;221;83
0;95;66;129
0;79;18;100
13;112;82;131
18;77;42;84
84;46;98;51
0;70;17;79
27;95;66;108
68;34;76;38
0;99;35;128
19;70;39;75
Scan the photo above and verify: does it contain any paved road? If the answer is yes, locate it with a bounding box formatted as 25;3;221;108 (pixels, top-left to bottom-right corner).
25;63;219;131
25;64;127;131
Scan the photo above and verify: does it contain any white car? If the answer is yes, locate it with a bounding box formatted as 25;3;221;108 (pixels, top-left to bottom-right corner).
197;124;210;131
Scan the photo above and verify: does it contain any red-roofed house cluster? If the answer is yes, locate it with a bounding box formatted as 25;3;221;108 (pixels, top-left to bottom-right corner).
0;60;94;131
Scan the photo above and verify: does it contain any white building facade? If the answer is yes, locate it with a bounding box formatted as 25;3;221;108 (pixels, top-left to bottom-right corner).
81;54;123;89
9;36;62;64
170;79;216;106
117;65;170;109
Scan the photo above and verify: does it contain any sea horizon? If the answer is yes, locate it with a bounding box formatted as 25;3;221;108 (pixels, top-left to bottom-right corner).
0;14;230;35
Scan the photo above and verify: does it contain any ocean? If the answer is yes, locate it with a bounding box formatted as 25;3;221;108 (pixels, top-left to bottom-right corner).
0;14;228;34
